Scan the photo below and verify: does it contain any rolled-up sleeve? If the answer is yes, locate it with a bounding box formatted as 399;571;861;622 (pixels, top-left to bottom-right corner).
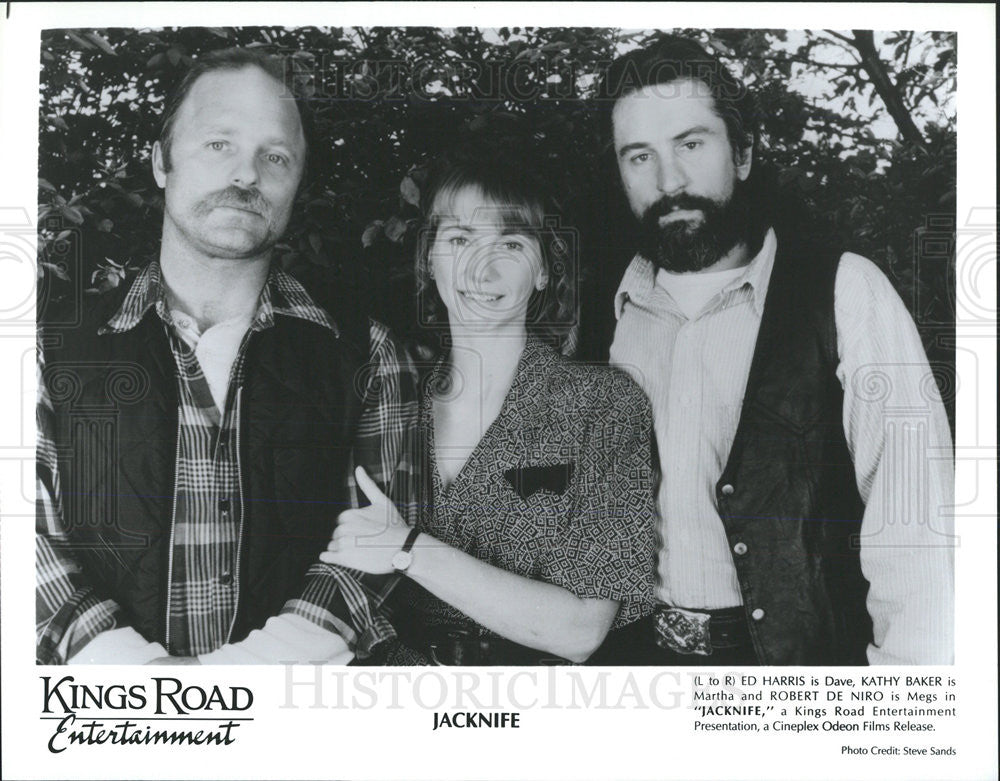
539;370;657;628
280;320;420;658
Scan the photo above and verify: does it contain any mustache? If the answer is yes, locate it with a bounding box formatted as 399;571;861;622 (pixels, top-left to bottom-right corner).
206;185;268;214
641;193;719;224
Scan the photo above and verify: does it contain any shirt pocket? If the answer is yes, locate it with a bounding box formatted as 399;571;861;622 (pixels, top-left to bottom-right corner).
502;462;575;499
488;461;578;577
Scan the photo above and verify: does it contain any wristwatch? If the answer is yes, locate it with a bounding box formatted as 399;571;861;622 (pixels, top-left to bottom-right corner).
391;527;421;574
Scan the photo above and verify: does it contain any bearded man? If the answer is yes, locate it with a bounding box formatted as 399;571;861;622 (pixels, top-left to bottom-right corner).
594;36;954;665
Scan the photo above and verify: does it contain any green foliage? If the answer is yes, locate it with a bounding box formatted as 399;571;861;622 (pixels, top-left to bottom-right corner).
38;26;956;422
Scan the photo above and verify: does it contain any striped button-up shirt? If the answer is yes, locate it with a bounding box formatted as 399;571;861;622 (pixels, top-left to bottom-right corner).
610;229;954;664
37;261;419;662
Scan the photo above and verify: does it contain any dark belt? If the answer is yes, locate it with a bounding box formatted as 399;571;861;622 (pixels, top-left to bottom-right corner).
654;605;751;656
399;623;572;666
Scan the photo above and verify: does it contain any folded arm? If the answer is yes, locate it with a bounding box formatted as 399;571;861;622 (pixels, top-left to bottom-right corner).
324;370;656;664
273;320;420;662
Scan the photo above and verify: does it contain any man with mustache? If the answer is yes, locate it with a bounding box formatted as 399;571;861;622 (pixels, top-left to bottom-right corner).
37;48;417;664
595;37;954;665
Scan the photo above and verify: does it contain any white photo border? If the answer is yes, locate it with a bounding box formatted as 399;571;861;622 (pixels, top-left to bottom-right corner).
2;3;996;780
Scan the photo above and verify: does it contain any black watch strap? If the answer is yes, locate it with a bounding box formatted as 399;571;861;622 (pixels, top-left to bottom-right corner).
400;526;421;553
391;526;422;574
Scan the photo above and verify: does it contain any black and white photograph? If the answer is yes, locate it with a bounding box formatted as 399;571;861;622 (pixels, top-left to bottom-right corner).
1;3;996;780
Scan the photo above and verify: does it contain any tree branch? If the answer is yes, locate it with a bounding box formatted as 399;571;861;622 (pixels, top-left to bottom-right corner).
901;30;914;69
765;53;863;71
823;30;856;45
824;131;893;147
353;26;372;52
849;30;926;147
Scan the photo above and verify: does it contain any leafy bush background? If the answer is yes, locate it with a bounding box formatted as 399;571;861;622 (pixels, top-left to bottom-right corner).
38;26;957;427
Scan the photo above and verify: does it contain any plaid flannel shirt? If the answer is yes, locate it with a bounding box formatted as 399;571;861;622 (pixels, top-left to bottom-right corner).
37;261;419;663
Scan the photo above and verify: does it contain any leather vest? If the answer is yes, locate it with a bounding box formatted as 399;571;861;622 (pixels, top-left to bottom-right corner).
717;232;872;665
40;280;368;650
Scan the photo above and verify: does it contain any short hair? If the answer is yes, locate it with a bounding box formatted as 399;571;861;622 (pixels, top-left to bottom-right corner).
596;35;757;163
415;144;576;350
157;47;313;174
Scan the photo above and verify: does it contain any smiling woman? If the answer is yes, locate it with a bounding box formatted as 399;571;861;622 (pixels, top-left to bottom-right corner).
320;145;658;665
413;145;577;347
427;185;547;333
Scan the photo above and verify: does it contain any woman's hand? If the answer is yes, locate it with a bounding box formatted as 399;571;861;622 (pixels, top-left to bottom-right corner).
320;467;411;574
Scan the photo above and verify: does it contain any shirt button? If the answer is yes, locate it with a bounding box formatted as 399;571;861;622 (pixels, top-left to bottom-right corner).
733;542;748;555
751;608;765;621
721;483;735;496
218;571;233;586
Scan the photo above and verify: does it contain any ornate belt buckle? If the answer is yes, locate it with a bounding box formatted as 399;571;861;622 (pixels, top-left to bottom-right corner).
655;607;713;656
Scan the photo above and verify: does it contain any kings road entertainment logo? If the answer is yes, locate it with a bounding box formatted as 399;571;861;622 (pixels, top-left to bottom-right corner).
39;676;254;753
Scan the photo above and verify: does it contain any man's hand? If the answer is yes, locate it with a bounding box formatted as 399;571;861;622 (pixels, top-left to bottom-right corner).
320;467;410;574
145;656;201;665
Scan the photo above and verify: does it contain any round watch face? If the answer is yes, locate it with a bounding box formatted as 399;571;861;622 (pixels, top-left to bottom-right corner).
391;549;413;572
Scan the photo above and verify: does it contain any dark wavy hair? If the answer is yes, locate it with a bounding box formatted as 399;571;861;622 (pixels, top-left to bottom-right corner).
596;35;758;165
415;145;577;351
596;35;775;256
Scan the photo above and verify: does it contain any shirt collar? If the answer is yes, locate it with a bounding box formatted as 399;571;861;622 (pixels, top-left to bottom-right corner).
98;261;169;335
260;265;339;336
99;260;338;337
614;227;778;320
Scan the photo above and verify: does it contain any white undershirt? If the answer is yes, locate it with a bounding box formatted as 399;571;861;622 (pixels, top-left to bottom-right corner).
69;309;353;665
611;231;955;664
655;265;747;321
168;308;253;413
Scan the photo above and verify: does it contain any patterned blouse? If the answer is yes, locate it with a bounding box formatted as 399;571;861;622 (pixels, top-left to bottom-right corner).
387;338;656;663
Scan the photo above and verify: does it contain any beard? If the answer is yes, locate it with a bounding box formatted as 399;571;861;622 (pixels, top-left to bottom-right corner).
636;179;756;273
